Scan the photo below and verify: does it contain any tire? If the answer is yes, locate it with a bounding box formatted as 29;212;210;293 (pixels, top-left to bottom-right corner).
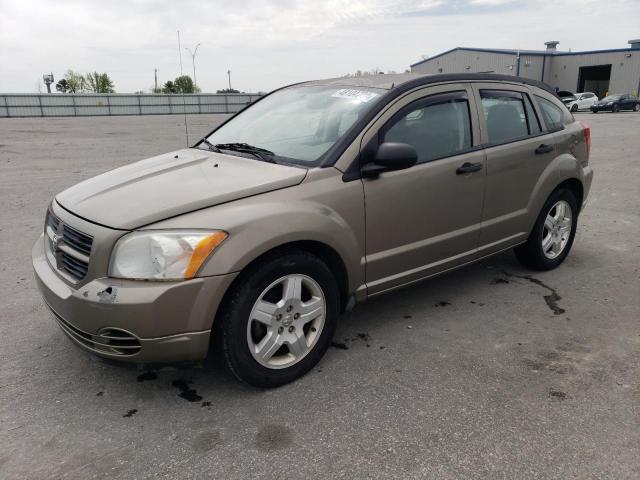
514;188;578;271
217;250;339;388
571;104;578;112
592;110;598;114
612;104;620;113
634;104;640;112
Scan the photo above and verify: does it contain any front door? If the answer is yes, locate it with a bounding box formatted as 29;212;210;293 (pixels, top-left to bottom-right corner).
361;85;486;295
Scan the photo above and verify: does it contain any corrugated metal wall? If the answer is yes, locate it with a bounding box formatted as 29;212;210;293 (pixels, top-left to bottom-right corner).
0;93;263;118
412;50;520;76
411;48;640;96
546;52;640;95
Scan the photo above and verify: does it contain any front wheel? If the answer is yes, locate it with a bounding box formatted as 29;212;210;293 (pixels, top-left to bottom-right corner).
571;104;578;112
515;188;578;271
217;250;339;388
634;104;640;112
612;104;620;113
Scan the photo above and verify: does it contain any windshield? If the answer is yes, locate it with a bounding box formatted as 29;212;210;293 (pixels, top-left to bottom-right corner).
601;95;621;102
203;85;384;165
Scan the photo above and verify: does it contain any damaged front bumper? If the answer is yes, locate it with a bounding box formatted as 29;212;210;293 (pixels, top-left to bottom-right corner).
32;233;237;363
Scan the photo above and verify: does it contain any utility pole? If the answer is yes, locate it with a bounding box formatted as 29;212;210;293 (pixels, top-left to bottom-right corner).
185;43;201;91
154;68;158;92
43;73;54;93
227;70;232;90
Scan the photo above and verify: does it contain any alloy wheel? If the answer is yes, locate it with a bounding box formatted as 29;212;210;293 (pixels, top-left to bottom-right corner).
541;200;573;259
246;274;326;369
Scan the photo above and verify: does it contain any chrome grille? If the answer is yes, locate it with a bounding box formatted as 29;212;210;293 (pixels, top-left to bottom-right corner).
45;210;93;281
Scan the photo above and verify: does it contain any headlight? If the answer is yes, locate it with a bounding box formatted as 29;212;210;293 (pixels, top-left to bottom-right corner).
109;230;228;280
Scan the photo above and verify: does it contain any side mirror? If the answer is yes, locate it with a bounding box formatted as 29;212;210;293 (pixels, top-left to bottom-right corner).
362;142;418;177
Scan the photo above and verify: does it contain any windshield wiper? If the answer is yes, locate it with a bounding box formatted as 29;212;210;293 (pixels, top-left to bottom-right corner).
198;138;221;153
214;143;277;163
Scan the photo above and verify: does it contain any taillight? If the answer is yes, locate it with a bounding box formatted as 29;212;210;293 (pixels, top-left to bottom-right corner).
580;121;591;155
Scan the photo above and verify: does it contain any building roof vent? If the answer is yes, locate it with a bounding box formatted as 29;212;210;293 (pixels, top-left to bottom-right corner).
544;41;560;51
628;39;640;50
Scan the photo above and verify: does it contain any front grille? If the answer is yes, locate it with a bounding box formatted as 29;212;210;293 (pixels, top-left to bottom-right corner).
62;224;93;256
45;210;93;281
51;308;142;356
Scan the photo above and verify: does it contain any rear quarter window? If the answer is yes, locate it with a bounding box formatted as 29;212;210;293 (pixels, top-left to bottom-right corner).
535;95;572;132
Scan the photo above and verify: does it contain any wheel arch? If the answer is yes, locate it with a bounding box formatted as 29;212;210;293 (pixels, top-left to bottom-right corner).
217;240;351;318
556;178;584;213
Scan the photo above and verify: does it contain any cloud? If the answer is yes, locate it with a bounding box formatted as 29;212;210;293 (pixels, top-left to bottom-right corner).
1;0;639;93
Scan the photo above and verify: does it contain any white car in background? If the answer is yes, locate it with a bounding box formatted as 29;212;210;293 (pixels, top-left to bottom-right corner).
565;92;598;112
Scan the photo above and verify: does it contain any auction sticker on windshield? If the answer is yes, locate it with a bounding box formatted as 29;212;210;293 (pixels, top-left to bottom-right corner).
331;89;379;103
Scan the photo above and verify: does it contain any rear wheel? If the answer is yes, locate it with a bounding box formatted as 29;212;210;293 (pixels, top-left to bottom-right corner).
515;188;578;271
217;250;339;388
634;104;640;112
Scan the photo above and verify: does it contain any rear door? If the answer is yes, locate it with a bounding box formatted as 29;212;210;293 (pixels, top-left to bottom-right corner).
471;83;556;254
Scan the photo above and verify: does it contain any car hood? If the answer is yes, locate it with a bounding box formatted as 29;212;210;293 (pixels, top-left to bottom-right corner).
56;149;307;229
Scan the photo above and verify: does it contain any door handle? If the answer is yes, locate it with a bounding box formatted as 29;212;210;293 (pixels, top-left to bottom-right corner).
535;144;554;154
456;162;482;174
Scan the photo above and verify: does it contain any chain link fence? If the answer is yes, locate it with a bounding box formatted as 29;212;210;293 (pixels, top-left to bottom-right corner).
0;93;263;118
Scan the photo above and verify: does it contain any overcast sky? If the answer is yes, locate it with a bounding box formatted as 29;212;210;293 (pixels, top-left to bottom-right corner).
1;0;639;93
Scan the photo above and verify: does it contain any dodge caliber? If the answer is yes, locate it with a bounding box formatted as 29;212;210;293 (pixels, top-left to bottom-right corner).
33;73;593;387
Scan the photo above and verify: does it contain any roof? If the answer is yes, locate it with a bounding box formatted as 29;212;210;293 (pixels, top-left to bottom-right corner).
300;72;558;96
410;46;637;68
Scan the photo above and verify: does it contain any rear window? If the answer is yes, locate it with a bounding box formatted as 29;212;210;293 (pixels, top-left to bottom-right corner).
480;90;536;144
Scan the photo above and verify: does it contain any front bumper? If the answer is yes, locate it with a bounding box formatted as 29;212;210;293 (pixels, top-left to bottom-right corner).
32;233;237;363
591;106;611;112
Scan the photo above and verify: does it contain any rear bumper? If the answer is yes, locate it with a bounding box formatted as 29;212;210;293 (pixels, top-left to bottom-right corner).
582;165;594;211
32;233;237;363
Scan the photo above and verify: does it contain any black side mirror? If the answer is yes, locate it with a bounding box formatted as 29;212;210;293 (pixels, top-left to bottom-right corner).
362;142;418;177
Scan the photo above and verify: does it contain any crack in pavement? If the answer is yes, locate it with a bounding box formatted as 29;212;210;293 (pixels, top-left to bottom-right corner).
501;271;566;315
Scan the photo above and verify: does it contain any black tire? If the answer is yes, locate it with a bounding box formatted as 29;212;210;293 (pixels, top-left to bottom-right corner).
612;104;620;113
216;250;339;388
592;110;598;114
514;188;578;271
571;104;578;112
634;104;640;112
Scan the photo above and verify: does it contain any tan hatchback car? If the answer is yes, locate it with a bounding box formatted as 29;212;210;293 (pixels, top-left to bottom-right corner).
33;73;593;387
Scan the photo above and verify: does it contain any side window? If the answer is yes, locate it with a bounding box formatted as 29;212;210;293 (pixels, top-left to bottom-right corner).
479;90;529;144
383;93;472;163
523;94;542;135
535;95;565;132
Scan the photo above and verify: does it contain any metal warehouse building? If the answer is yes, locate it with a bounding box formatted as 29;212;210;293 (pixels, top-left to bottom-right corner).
411;39;640;98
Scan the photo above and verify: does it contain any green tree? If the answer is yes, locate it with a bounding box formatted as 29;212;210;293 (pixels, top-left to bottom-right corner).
162;80;177;94
62;70;86;93
85;72;115;93
174;75;195;93
216;88;240;94
55;79;70;93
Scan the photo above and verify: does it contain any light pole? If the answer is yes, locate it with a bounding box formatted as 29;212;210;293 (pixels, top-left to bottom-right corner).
185;43;201;91
227;69;232;90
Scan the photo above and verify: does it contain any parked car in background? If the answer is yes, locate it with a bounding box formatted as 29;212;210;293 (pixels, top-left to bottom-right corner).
591;94;640;113
565;92;598;112
557;90;577;108
33;73;593;387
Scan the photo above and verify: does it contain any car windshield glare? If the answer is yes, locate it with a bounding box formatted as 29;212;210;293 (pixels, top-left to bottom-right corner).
204;85;385;166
